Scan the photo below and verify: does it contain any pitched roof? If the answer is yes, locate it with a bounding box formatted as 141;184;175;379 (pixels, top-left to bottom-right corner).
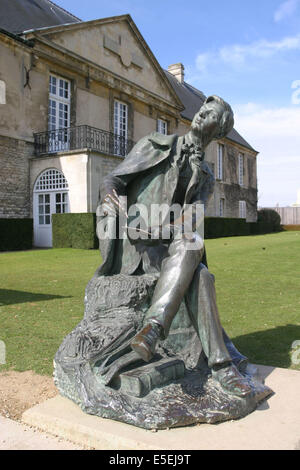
165;69;257;153
0;1;256;152
0;0;80;34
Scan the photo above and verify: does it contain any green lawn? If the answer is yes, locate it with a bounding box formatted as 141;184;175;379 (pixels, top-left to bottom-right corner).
0;231;300;376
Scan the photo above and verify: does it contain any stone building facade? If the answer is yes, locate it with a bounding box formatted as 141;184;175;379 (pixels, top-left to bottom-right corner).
0;0;258;247
0;135;33;218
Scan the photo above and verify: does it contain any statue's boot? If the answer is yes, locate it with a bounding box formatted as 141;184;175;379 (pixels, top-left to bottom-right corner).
212;362;253;397
131;322;162;362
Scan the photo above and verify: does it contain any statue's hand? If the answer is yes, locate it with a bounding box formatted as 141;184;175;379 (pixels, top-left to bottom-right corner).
149;223;195;241
102;190;128;219
126;224;173;245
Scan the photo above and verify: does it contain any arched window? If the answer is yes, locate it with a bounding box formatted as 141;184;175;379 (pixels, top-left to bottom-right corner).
35;169;69;192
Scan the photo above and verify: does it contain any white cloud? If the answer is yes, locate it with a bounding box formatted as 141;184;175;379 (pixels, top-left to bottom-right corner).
291;80;300;104
234;103;300;137
233;103;300;206
194;33;300;73
274;0;299;23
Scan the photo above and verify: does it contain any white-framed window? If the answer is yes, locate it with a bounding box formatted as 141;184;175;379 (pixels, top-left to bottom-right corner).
219;198;225;217
0;80;6;104
239;200;246;219
48;74;71;151
238;153;244;186
38;193;51;225
37;192;68;224
48;74;71;131
55;192;68;214
114;100;128;156
157;118;168;135
35;168;69;192
217;143;224;180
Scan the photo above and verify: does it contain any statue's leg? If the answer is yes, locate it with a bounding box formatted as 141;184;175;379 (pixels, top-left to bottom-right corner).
184;264;232;368
143;234;204;339
222;328;248;372
131;234;203;361
183;264;253;396
131;237;253;397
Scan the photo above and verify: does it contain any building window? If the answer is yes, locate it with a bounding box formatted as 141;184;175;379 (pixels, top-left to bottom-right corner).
55;192;68;214
37;193;68;224
217;143;224;180
238;153;244;186
48;74;71;131
0;80;6;104
219;198;225;217
114;100;128;156
38;193;51;225
239;200;246;219
35;168;69;191
48;74;71;151
157;118;168;135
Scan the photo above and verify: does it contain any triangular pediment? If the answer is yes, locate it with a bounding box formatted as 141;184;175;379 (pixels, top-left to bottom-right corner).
30;15;182;108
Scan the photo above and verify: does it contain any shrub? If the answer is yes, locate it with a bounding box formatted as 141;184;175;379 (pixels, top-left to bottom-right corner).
257;209;282;232
0;218;33;251
52;213;98;249
204;217;250;239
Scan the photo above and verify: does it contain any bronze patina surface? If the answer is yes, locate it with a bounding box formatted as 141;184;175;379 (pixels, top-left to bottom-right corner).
54;96;273;429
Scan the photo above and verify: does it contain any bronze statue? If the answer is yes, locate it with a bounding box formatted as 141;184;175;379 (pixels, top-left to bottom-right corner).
98;95;250;397
54;96;272;430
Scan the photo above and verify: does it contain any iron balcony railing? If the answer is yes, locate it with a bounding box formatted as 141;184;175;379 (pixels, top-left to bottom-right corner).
34;125;135;158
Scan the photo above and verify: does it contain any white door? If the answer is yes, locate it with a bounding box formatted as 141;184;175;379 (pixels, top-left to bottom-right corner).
33;169;69;247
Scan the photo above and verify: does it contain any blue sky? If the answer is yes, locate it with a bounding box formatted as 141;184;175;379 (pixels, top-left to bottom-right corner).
54;0;300;207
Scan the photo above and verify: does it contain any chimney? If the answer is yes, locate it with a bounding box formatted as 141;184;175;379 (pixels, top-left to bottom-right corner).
168;63;185;83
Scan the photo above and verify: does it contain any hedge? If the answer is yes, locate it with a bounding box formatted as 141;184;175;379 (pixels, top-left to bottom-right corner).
204;217;250;239
52;213;98;249
52;212;284;250
0;218;33;251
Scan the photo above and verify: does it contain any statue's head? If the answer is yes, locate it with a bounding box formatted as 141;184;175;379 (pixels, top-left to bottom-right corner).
190;95;234;144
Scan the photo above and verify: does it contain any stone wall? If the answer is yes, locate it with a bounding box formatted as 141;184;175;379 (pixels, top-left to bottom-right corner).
213;182;258;222
0;135;34;218
203;140;258;222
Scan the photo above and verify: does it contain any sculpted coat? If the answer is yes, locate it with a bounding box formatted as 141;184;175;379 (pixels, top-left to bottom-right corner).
96;131;214;276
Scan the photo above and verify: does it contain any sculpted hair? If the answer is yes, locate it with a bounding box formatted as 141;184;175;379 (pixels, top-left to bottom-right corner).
204;95;234;139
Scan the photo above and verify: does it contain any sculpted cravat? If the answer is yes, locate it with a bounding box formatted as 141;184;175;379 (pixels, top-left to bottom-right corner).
181;142;205;205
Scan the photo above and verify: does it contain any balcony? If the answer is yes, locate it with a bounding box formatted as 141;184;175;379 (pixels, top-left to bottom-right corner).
34;125;135;158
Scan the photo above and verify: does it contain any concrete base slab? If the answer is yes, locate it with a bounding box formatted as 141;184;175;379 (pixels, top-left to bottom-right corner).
0;415;82;450
22;365;300;450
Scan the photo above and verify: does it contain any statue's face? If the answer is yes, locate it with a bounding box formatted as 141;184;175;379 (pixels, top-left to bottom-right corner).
191;101;223;142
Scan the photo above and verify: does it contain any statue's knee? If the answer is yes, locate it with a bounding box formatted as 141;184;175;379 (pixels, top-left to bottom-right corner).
171;232;204;263
183;232;204;262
